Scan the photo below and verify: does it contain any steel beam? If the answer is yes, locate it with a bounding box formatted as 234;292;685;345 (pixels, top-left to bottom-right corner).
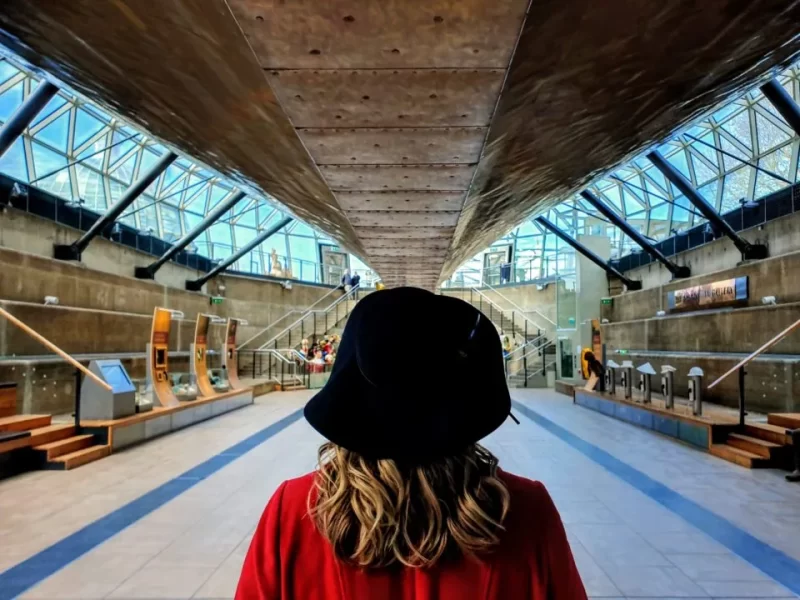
135;190;246;279
647;150;768;260
185;217;293;291
761;78;800;136
54;152;178;260
0;81;59;159
580;190;690;278
535;217;641;290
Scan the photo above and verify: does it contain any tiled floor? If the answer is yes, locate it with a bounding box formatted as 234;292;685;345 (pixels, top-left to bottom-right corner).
0;388;798;599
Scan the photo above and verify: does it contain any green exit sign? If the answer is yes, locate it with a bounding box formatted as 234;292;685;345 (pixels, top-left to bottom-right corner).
618;349;629;355
601;298;613;305
210;296;224;305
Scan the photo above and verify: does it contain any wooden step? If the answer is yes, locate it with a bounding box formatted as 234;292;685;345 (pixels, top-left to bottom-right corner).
709;444;770;468
0;414;51;433
50;444;110;470
34;434;95;460
0;424;75;454
726;433;780;458
744;423;793;446
768;413;800;431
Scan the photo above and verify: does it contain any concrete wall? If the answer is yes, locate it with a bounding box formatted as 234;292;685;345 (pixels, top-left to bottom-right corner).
603;302;800;355
601;248;800;323
625;209;800;289
0;212;342;414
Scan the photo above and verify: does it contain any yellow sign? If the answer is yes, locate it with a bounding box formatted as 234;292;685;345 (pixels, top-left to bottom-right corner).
668;276;748;311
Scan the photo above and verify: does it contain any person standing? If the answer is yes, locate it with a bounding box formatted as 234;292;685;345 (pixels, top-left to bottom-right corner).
236;288;586;600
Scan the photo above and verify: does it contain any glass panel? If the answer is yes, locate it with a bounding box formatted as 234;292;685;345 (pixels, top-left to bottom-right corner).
111;152;137;185
698;179;719;209
0;137;28;182
0;59;19;85
33;111;70;152
31;95;67;127
108;130;136;165
75;165;106;210
667;148;692;180
601;185;622;211
76;133;108;169
690;153;717;185
720;135;751;171
161;204;182;238
74;109;107;148
0;81;24;123
721;167;751;212
757;144;792;184
720;110;752;148
755;112;791;154
754;169;787;198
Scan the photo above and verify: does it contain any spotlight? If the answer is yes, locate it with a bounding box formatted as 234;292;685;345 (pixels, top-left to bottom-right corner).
43;296;59;306
761;296;777;305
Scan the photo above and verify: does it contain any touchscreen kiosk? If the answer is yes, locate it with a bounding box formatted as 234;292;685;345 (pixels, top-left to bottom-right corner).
147;307;180;407
80;359;136;420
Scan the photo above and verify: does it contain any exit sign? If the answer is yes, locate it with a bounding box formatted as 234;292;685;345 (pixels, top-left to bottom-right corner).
210;296;224;305
601;298;613;305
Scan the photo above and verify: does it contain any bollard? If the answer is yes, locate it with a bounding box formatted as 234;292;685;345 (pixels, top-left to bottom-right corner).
688;366;704;416
605;360;619;395
661;365;676;409
621;360;634;400
787;429;800;483
637;362;656;404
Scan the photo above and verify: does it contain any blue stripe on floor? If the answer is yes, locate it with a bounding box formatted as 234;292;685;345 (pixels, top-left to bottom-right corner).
0;407;305;600
512;399;800;596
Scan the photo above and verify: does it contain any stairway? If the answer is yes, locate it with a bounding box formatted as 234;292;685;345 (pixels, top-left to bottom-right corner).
0;414;109;471
709;416;795;469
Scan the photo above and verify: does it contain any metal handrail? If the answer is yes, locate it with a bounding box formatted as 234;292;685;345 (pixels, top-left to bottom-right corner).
523;360;558;380
479;279;557;328
706;317;800;427
257;284;360;350
238;285;341;348
507;335;549;360
472;287;545;332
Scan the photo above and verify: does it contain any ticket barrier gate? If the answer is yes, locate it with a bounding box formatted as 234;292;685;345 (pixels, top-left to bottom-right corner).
604;360;619;395
661;365;676;409
620;361;634;399
636;362;656;404
688;366;704;416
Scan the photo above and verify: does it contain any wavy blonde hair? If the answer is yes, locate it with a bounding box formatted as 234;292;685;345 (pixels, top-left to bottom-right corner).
308;442;510;568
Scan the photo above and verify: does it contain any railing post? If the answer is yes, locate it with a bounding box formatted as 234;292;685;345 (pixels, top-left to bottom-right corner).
281;358;285;387
738;366;746;427
74;368;82;433
259;353;262;377
289;329;292;349
470;289;474;305
268;353;272;379
314;312;317;338
523;356;528;388
252;351;256;379
512;312;515;338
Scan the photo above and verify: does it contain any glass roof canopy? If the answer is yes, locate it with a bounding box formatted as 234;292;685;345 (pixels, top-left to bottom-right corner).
0;55;369;282
450;60;800;285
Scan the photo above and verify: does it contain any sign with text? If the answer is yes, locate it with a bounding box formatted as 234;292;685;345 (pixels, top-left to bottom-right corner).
667;276;748;312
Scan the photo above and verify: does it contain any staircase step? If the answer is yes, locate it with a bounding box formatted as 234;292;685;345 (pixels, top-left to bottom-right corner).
34;434;95;460
726;433;780;458
744;423;793;446
709;444;770;468
0;414;51;433
0;424;76;454
50;444;111;470
768;413;800;431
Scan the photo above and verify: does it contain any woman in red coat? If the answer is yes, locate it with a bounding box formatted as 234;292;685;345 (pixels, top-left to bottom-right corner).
237;288;587;600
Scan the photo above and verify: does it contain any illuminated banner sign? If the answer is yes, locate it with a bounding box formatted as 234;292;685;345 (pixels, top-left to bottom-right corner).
667;276;748;311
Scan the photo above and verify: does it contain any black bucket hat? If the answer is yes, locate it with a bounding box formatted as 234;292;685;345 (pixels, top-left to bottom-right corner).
304;287;512;463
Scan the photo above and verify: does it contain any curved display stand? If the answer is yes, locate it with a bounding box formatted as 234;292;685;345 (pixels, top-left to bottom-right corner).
191;314;216;397
147;307;180;408
224;318;245;390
